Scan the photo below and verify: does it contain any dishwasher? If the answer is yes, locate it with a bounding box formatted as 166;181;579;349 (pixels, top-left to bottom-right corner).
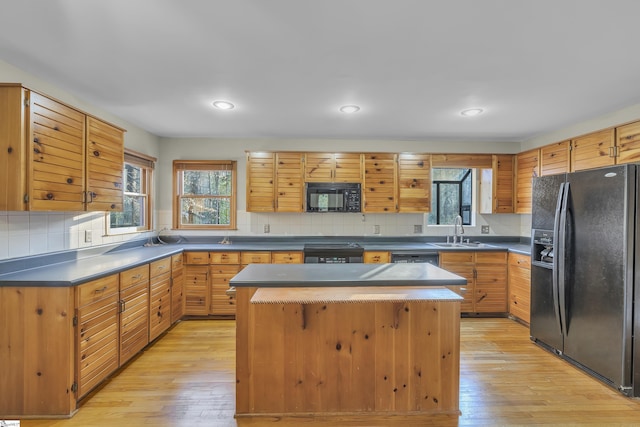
391;252;439;265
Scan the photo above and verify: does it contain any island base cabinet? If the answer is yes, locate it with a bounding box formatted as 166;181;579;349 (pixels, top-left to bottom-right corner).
0;287;76;417
235;287;460;418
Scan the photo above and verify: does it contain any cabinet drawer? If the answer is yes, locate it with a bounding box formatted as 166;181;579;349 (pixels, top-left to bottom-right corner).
475;251;507;264
210;251;240;264
171;253;183;270
508;253;531;269
364;251;390;263
439;251;474;264
240;251;271;265
77;274;119;307
150;257;171;278
185;252;209;265
120;265;149;289
271;251;303;264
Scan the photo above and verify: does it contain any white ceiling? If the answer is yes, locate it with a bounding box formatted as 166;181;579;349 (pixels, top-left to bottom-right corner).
2;0;640;143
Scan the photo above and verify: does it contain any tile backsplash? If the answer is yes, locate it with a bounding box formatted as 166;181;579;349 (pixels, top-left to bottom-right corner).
0;210;528;261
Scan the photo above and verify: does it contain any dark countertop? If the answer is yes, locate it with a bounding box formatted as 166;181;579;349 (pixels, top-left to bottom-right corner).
230;263;467;287
0;237;531;287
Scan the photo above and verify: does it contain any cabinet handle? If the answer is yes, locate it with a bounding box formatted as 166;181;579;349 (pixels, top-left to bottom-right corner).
158;265;165;270
132;274;142;280
225;287;237;297
94;286;108;293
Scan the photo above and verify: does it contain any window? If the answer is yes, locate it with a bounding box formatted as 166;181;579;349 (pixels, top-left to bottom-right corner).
107;150;155;234
173;160;237;229
428;168;472;225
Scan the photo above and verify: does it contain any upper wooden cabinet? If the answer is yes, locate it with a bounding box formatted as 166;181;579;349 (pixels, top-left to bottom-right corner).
570;128;615;171
275;152;304;212
0;84;125;212
304;152;363;182
540;140;570;176
397;153;431;213
246;152;275;212
616;121;640;165
363;153;397;212
515;149;540;214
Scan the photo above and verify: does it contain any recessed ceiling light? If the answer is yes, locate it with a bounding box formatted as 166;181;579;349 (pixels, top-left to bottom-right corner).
340;105;360;114
212;100;235;110
460;108;483;117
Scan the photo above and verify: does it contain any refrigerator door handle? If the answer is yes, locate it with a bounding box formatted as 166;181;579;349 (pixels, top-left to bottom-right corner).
552;183;565;336
558;182;570;338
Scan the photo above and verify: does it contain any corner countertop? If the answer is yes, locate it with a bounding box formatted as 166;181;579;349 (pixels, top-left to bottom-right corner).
230;263;467;288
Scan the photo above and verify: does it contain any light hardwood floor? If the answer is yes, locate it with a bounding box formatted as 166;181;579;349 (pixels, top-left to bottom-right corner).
20;318;640;427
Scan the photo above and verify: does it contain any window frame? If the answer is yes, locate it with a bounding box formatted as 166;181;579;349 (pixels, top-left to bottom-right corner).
106;149;155;235
429;168;472;226
173;160;237;230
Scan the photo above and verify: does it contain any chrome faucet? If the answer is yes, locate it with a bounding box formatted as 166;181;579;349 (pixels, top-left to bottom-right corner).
452;215;464;243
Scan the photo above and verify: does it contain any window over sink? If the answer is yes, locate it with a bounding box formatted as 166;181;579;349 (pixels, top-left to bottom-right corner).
428;168;473;226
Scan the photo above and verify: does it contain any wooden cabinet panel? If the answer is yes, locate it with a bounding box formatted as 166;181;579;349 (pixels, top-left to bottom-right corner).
540;140;570;176
185;252;209;265
571;128;615;171
149;270;172;341
397;153;431;213
440;258;475;313
184;265;209;315
431;153;492;168
85;117;124;211
271;251;303;264
150;257;171;278
119;271;149;366
616;121;640;165
170;253;185;324
363;153;397;213
240;251;271;267
210;251;240;264
334;153;363;182
515;149;540;214
508;252;531;324
246;151;275;212
493;154;514;213
77;274;119;307
475;264;508;312
305;153;363;182
0;86;28;211
363;251;390;263
275;152;304;212
120;264;150;289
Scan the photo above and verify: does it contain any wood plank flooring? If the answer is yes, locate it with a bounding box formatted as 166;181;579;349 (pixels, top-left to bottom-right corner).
20;318;640;426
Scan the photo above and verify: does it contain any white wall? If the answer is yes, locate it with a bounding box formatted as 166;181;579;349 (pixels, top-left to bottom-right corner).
0;60;161;260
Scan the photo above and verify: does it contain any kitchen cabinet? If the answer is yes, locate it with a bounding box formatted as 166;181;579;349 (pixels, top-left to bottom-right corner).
119;264;150;366
571;128;615;171
246;151;275;212
240;251;271;268
440;251;507;314
76;274;120;398
397;153;431;212
184;252;210;315
363;251;390;263
515;148;540;214
304;152;363;182
508;252;531;324
540;140;570;176
615;121;640;165
0;84;125;212
149;257;172;341
479;154;514;214
275;152;304;212
210;251;240;316
363;153;397;212
170;253;185;324
271;251;303;264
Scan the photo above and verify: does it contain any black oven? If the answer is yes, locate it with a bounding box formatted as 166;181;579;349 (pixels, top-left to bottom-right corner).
306;182;361;213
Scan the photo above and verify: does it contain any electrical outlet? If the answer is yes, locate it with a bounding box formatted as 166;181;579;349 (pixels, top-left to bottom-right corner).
263;224;270;233
414;224;423;234
85;230;92;243
481;225;490;234
373;225;380;234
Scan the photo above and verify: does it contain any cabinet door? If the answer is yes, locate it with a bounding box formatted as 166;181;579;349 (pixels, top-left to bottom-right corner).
508;253;531;323
275;152;304;212
571;128;615;171
515;149;540;214
540;140;570;176
210;264;240;316
397;153;431;213
171;261;185;324
363;251;391;264
184;265;209;315
246;152;275;212
616;121;640;165
85;117;124;211
440;251;475;313
304;153;335;181
475;252;508;313
0;86;29;211
363;153;397;213
333;153;363;182
29;91;86;211
149;271;172;341
119;279;149;366
493;154;514;213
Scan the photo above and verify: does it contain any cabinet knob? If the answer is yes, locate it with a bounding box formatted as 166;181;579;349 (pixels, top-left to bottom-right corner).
7;146;13;153
67;178;73;184
93;150;100;157
110;204;116;209
46;193;54;200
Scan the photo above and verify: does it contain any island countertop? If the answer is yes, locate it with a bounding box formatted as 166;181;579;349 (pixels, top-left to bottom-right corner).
229;262;467;287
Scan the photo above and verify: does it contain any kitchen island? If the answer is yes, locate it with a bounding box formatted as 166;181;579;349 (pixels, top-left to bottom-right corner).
230;263;466;421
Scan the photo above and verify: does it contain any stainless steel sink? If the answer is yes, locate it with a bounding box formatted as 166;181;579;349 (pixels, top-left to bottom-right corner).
431;242;492;248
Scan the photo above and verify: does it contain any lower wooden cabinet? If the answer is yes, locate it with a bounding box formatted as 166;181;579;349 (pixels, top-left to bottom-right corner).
170;253;185;323
271;251;303;264
211;263;240;315
440;251;508;314
149;257;172;341
363;251;390;263
76;275;120;399
508;252;531;323
119;265;150;366
184;264;209;315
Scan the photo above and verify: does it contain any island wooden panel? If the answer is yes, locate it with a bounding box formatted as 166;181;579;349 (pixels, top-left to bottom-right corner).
235;287;460;418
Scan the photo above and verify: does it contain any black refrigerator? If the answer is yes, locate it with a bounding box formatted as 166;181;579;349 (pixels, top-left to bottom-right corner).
530;163;640;397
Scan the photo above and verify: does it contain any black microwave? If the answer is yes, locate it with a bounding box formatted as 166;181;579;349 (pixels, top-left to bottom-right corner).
306;182;361;212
